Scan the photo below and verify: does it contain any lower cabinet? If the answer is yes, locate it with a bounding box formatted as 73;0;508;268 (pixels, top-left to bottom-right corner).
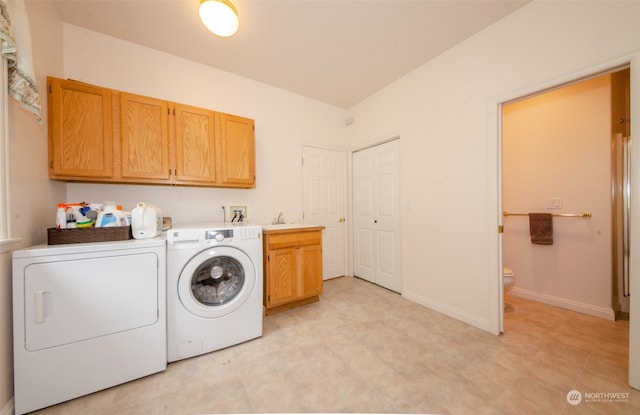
263;227;324;315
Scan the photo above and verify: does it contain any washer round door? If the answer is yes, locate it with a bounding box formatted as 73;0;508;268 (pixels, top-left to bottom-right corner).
178;246;256;318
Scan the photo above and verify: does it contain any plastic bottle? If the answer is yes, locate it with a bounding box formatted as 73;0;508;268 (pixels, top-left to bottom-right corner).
96;201;129;227
116;205;129;226
96;202;118;227
56;204;67;229
70;205;93;228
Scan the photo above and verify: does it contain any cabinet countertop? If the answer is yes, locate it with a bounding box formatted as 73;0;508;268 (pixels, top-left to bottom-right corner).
262;224;325;234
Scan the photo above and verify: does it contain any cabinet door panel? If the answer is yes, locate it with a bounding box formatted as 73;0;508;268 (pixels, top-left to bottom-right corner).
217;113;255;187
120;93;170;181
299;244;323;298
175;104;216;184
48;78;113;178
47;77;256;188
267;247;297;307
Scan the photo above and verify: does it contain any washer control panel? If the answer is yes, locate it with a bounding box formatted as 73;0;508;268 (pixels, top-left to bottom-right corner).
205;229;233;241
167;224;262;247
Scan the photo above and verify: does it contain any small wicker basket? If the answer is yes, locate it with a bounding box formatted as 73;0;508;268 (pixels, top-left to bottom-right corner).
47;226;133;245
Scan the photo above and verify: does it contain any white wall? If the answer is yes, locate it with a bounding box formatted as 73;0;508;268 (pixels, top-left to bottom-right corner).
62;25;348;226
1;6;349;412
347;1;640;334
3;1;640;411
502;75;613;319
0;0;66;412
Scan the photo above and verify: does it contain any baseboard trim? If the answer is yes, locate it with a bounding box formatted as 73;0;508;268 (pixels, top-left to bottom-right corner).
510;287;616;320
402;291;492;333
0;398;14;415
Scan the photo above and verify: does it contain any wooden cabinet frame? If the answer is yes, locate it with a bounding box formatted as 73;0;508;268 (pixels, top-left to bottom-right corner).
263;227;324;315
47;77;255;188
47;77;113;179
118;92;171;182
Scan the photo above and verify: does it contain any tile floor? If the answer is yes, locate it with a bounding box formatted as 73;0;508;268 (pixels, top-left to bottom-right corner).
31;276;639;415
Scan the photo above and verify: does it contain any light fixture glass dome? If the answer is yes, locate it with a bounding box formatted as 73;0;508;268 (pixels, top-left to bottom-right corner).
199;0;239;37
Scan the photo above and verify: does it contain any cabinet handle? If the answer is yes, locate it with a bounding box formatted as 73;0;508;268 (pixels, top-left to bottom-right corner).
374;219;378;223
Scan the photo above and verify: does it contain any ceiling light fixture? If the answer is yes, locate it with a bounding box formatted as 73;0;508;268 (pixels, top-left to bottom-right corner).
199;0;239;38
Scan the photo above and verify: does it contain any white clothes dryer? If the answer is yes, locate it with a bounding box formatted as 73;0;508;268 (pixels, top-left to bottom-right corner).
166;223;263;362
12;237;167;415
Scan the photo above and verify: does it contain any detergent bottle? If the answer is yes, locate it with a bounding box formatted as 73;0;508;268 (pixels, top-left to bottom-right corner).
96;201;129;227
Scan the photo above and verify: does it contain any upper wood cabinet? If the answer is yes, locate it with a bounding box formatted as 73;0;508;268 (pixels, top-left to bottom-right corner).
174;103;217;185
118;92;171;182
47;77;255;188
217;112;255;187
47;77;114;179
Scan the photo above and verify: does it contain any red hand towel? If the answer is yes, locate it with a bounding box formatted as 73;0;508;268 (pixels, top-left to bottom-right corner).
529;213;553;245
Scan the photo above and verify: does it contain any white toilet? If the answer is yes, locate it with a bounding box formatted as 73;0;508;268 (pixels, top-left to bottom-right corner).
503;267;515;311
503;267;515;288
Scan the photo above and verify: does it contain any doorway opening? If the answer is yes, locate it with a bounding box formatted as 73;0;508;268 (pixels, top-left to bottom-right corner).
501;66;630;323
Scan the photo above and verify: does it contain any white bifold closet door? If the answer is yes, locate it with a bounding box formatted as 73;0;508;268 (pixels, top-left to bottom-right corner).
352;139;401;293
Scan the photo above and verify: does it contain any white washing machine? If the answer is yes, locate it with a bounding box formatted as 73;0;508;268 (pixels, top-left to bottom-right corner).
166;222;263;362
12;237;167;415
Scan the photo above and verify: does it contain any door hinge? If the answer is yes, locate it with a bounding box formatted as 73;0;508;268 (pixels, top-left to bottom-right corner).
301;157;304;166
49;160;53;168
498;225;504;234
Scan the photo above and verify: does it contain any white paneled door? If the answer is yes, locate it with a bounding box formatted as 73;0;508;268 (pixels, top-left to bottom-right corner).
302;146;347;279
353;139;401;293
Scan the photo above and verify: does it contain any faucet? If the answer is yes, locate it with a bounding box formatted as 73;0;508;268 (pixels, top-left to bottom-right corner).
272;212;285;225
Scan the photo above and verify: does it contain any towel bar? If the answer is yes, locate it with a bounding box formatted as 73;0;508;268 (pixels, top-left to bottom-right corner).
503;211;592;218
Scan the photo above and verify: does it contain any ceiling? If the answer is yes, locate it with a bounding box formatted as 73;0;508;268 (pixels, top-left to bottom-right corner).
51;0;529;109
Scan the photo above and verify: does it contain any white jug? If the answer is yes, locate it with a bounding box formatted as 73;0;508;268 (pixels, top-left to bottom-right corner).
131;202;162;239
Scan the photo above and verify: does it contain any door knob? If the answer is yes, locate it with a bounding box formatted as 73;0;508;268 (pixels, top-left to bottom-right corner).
337;217;345;223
